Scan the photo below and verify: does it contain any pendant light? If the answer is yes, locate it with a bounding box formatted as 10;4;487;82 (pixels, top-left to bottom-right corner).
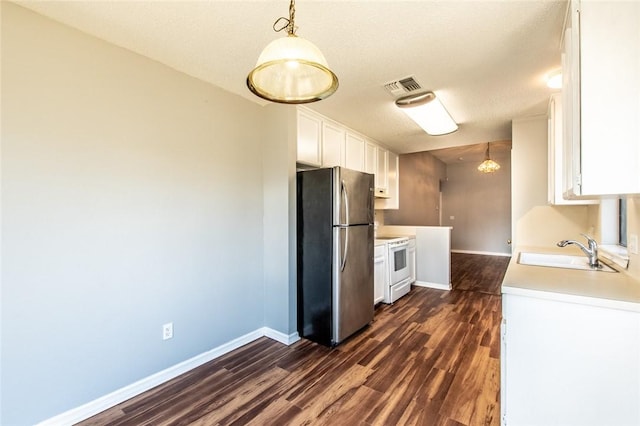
478;143;501;173
247;0;338;104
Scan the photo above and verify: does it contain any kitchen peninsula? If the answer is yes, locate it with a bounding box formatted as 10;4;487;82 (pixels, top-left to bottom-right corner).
500;245;640;425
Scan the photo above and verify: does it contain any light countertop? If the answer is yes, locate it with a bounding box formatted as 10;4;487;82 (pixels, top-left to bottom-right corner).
502;246;640;312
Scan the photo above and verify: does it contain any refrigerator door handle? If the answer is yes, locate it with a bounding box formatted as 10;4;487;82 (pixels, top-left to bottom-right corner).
341;179;350;226
339;179;350;271
340;226;349;272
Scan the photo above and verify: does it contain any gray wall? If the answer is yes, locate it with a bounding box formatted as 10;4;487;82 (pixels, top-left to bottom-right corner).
440;154;512;255
1;4;294;424
262;106;298;335
385;151;446;226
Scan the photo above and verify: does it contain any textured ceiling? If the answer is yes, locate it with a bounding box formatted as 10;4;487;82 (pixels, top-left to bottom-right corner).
16;0;566;154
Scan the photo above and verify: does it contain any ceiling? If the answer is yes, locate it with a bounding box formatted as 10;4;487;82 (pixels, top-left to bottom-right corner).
429;140;511;165
15;0;567;155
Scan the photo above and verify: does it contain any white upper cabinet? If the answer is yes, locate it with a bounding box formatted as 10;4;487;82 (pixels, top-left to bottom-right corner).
365;141;377;175
376;146;389;196
295;107;399;206
322;120;345;167
296;109;322;167
547;93;596;205
562;0;640;197
375;151;399;209
345;131;366;172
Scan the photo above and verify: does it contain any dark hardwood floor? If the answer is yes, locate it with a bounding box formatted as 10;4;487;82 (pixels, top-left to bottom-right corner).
77;253;510;426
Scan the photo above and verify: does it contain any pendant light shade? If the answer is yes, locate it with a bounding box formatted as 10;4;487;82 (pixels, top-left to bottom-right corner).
246;0;338;104
247;35;338;103
478;143;501;173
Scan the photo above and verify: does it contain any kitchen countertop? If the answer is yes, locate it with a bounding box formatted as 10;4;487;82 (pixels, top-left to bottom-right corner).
502;246;640;312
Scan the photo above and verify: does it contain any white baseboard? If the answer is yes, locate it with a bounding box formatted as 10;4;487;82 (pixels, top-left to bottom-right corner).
414;280;452;291
451;249;512;257
261;327;300;345
37;327;296;426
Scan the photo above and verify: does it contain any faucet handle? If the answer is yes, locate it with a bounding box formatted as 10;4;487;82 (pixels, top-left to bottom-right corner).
580;233;598;249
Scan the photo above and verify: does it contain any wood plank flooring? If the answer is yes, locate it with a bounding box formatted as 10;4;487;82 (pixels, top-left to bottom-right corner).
77;253;509;426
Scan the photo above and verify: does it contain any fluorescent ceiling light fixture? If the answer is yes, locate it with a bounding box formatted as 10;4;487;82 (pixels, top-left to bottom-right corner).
395;92;458;136
247;0;338;104
546;69;562;89
477;143;501;173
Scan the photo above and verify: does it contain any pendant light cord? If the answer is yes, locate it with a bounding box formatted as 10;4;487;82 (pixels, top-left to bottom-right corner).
273;0;297;35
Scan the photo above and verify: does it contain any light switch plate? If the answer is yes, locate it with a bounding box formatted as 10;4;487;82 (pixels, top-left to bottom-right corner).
629;234;639;255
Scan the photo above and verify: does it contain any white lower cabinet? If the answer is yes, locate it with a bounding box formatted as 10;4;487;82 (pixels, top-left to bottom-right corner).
373;244;387;305
501;293;640;426
408;238;416;283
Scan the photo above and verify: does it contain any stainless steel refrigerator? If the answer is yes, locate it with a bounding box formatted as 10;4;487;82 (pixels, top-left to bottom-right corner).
296;166;374;347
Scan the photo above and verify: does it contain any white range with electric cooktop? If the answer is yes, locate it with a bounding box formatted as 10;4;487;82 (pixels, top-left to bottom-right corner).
375;236;415;303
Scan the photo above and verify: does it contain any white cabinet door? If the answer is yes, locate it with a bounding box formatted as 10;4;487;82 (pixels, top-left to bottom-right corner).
563;0;640;197
297;110;322;167
376;147;389;195
373;245;387;305
408;239;416;283
502;293;640;426
322;121;345;167
365;141;377;175
375;151;399;209
345;132;365;172
547;93;596;205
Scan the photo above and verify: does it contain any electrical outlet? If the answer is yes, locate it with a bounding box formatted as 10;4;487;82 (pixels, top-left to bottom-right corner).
629;234;639;255
162;322;173;340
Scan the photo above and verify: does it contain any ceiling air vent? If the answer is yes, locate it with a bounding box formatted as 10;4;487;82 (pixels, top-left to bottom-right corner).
383;76;423;96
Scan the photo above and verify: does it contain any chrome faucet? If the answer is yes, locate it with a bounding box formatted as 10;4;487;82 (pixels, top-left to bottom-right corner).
557;233;599;268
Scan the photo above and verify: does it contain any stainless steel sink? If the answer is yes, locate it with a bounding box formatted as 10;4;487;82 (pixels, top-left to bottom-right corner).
518;252;618;273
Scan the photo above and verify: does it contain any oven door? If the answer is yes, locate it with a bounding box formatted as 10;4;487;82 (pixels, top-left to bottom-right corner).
389;243;410;285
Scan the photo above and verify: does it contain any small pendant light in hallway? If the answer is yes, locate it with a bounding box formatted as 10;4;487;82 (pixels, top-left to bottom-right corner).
478;143;500;173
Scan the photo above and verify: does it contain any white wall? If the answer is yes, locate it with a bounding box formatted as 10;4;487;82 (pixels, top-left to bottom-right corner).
1;3;280;424
511;116;589;249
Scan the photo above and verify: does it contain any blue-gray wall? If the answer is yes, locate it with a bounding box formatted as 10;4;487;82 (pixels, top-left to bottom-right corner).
1;3;294;424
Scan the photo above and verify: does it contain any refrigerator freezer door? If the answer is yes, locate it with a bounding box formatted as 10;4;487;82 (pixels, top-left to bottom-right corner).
334;167;374;226
333;223;374;344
